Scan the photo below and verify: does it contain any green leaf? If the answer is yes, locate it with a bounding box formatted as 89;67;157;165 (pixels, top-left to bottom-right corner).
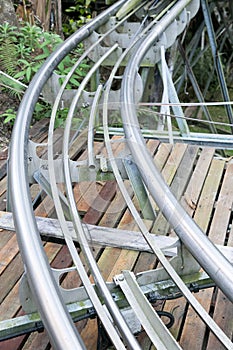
69;77;80;87
26;66;32;82
35;53;49;60
14;71;26;79
18;59;30;66
57;61;65;72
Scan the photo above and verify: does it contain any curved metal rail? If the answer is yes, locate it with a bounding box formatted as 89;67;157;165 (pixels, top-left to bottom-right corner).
8;0;233;348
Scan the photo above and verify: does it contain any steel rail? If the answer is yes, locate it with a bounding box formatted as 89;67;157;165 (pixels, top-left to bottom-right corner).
121;0;233;305
51;2;192;347
44;4;149;347
8;0;233;348
61;44;142;348
48;45;134;350
101;2;233;347
8;1;130;348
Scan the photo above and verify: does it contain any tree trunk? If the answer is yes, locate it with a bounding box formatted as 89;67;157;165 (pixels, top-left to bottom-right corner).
32;0;63;35
0;0;18;26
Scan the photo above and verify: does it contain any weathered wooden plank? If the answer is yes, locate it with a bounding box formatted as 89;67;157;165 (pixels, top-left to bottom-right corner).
0;235;19;275
161;143;188;185
0;334;27;350
29;118;50;139
154;143;173;172
0;228;14;250
178;157;226;349
80;139;160;349
0;177;7;197
133;143;179;274
152;145;199;235
204;162;233;350
146;139;160;157
208;162;233;244
20;330;51;350
0;254;23;305
77;181;106;214
206;289;233;350
0;283;20;320
162;147;215;343
182;147;215;215
82;180;117;225
193;158;225;233
179;289;214;350
0;161;7;181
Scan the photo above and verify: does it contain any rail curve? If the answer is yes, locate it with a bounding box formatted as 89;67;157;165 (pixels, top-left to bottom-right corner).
8;0;233;349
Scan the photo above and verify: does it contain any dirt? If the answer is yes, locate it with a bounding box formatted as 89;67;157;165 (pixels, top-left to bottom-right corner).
0;90;19;155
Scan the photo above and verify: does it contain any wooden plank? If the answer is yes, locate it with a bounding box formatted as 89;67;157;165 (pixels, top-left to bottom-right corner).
0;161;7;181
0;254;23;305
193;158;225;233
152;145;199;235
154;143;173;172
162;147;215;343
0;229;14;250
0;283;21;320
182;147;215;215
0;177;7;197
161;143;188;184
126;144;187;297
205;162;233;350
151;143;187;220
179;157;225;349
20;330;51;350
179;289;213;350
80;140;160;348
207;162;233;244
29;118;50;139
0;235;19;275
206;290;233;350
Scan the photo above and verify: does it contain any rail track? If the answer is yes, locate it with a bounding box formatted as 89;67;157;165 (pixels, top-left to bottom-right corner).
2;0;233;348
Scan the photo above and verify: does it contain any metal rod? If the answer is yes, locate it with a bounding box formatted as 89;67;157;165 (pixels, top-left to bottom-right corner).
8;1;129;348
120;0;233;347
88;85;103;169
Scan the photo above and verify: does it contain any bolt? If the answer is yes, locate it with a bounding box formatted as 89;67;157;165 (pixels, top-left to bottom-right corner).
117;274;124;282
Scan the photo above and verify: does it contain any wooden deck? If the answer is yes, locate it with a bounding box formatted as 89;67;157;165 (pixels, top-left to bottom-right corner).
0;119;233;349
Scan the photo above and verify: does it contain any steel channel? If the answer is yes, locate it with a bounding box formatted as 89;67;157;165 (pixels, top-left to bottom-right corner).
8;0;129;348
88;84;103;169
121;0;233;309
114;270;182;349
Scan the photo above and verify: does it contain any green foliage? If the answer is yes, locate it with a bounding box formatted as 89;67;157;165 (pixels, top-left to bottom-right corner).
0;72;25;99
1;108;17;125
0;22;89;86
0;23;18;76
63;0;96;35
0;22;90;127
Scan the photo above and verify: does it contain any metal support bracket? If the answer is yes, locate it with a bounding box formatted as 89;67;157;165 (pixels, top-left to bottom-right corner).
123;155;156;220
114;270;182;349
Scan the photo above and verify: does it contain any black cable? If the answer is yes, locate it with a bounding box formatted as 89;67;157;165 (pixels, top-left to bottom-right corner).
157;310;175;329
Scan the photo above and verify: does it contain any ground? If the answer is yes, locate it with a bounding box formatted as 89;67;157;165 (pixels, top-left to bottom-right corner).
0;90;18;155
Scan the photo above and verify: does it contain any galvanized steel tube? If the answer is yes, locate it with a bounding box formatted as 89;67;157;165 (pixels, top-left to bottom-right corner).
121;0;233;302
9;1;128;348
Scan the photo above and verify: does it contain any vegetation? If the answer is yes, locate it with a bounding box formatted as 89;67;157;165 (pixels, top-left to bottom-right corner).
63;0;97;36
0;1;233;133
0;21;90;127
